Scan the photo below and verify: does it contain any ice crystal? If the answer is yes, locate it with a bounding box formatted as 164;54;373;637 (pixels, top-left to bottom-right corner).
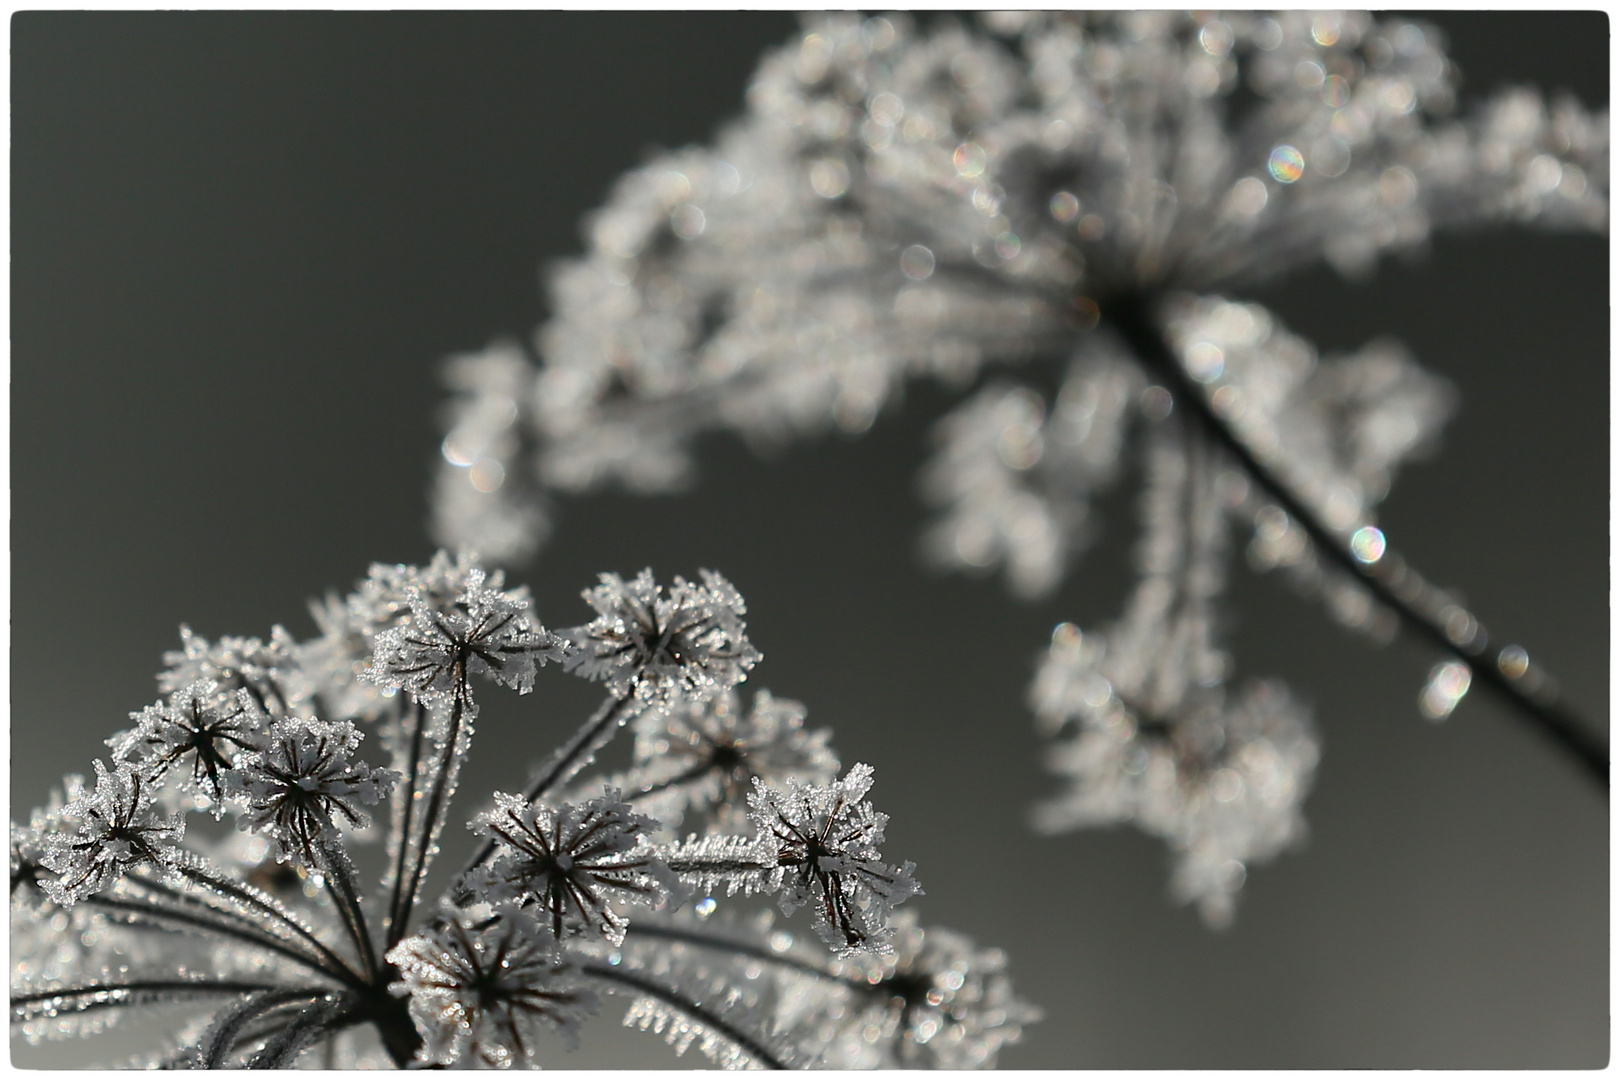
13;554;996;1068
426;10;1606;920
221;716;396;864
468;791;669;945
562;568;762;705
39;761;185;907
108;681;266;814
386;905;596;1068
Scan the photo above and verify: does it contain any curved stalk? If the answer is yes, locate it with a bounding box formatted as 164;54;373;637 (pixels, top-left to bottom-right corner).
384;696;429;947
310;838;378;978
164;863;357;981
11;979;282;1017
460;687;642;880
85;894;364;990
580;961;789;1069
393;671;471;939
625;922;848;985
1103;291;1608;790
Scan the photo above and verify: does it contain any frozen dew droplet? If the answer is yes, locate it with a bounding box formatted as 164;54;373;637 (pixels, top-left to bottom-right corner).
1185;341;1225;382
1349;526;1386;564
899;244;936;281
670;203;707;239
469;458;506;492
1378;166;1418;208
1225;176;1269;218
1419;660;1472;721
1268;145;1305;183
952;141;988;179
1497;645;1531;680
808;158;850;199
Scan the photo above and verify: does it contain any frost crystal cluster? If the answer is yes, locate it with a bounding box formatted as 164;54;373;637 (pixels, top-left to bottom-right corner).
11;553;1034;1067
430;11;1607;921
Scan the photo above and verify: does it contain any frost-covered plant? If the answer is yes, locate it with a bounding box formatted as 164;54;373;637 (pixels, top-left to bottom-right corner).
11;552;1033;1068
430;11;1608;923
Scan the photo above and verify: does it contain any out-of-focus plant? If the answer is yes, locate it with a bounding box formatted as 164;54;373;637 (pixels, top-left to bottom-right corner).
430;11;1607;924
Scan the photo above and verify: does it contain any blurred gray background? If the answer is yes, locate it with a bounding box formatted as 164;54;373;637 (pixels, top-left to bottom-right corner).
11;11;1607;1068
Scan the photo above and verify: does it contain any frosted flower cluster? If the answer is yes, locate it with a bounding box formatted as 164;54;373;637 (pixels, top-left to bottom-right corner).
602;687;840;829
385;905;596;1069
367;566;569;703
563;568;762;704
428;12;1605;921
220;717;396;865
38;761;185;908
12;554;1027;1068
469;791;668;945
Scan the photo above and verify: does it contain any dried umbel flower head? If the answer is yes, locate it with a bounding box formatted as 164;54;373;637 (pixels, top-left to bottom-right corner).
562;568;762;705
622;688;840;828
386;905;597;1068
39;760;185;907
221;716;397;863
468;791;670;945
786;910;1044;1069
108;680;266;814
426;10;1607;923
367;567;571;704
748;763;923;956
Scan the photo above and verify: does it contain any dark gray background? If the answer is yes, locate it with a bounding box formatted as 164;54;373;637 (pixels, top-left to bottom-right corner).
11;12;1608;1068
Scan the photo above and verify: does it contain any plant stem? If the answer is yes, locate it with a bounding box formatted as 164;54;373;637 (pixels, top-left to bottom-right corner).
384;697;429;947
166;863;357;981
1103;291;1608;790
625;922;849;984
86;893;363;989
579;962;789;1069
459;687;642;880
393;673;471;938
310;838;378;978
10;979;282;1016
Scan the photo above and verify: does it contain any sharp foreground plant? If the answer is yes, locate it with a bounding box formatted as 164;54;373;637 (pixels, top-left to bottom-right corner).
431;10;1608;924
10;553;1036;1068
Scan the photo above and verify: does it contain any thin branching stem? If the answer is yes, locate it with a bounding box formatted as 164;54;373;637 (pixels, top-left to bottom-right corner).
460;686;642;879
579;961;789;1069
83;894;363;989
164;863;358;981
1104;291;1609;790
310;838;378;978
385;696;429;947
625;923;851;985
625;760;721;803
394;670;470;940
11;979;282;1013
